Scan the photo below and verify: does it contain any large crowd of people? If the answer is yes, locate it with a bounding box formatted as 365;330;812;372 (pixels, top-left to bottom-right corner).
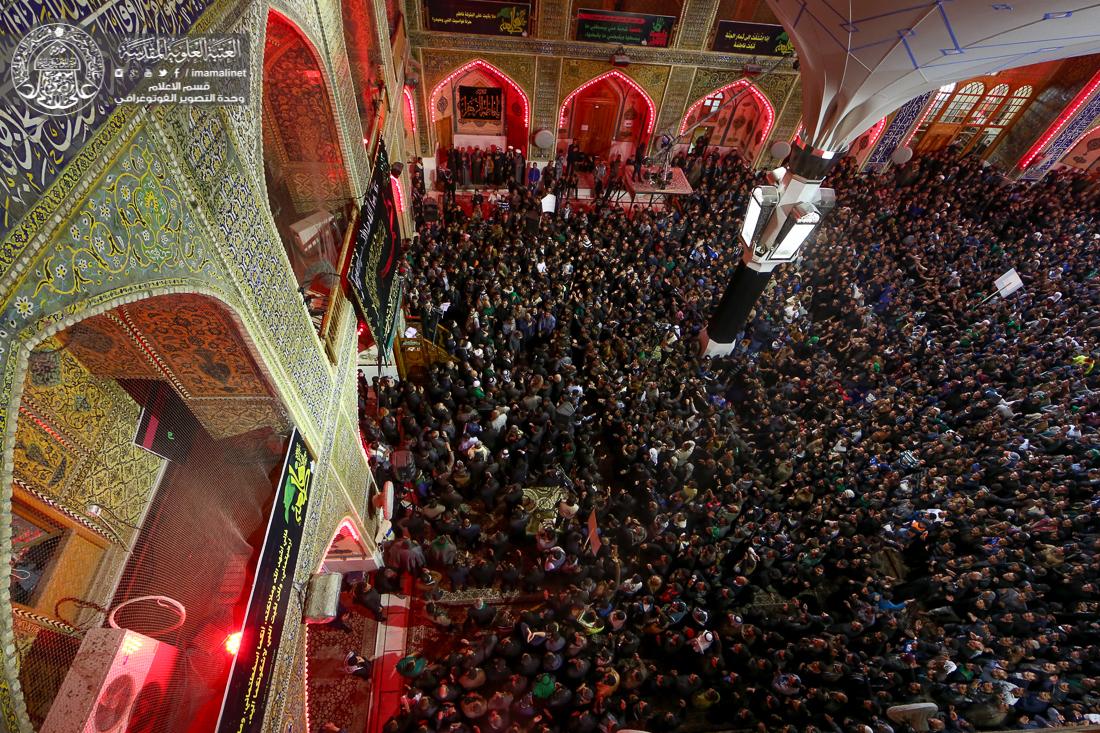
362;144;1100;733
433;140;657;206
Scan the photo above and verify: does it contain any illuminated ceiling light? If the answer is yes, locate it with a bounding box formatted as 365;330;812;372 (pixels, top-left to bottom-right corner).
741;185;779;248
678;79;775;144
402;87;418;135
768;202;822;262
429;59;530;128
559;70;657;135
1018;69;1100;169
225;631;243;655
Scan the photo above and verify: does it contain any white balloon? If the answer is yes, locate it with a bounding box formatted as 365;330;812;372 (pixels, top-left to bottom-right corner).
770;141;792;159
891;146;913;165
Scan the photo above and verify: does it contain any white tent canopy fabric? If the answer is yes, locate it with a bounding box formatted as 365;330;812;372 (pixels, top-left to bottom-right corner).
766;0;1100;150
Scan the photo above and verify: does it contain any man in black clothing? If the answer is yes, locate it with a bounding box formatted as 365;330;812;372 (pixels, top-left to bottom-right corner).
631;139;647;181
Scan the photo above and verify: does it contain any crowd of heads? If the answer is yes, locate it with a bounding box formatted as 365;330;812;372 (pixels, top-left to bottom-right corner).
362;143;1100;733
433;138;668;207
437;144;530;191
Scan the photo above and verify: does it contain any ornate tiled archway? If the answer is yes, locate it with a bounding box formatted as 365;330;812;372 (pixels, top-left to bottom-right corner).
0;280;291;732
428;59;532;155
558;69;657;137
678;79;776;161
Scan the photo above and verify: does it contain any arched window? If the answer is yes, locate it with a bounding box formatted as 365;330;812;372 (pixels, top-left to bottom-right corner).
938;82;985;124
992;85;1032;126
970;83;1009;125
923;83;956;124
702;91;724;117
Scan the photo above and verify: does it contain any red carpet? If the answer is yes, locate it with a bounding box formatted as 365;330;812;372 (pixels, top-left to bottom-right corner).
365;575;416;733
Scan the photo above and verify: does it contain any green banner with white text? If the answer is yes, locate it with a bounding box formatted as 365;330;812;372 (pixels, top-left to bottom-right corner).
216;428;313;733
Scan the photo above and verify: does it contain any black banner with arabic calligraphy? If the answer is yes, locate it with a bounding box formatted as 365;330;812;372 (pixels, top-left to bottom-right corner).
216;427;314;733
345;140;403;345
575;9;675;47
712;20;794;56
458;86;503;121
425;0;531;36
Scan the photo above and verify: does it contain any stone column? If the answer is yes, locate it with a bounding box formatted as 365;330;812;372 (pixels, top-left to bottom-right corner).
654;66;697;138
532;57;563;159
539;0;570;39
675;0;720;50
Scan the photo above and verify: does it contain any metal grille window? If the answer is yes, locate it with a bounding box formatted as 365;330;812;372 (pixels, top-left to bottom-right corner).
970;83;1009;125
922;83;956;127
702;91;724;116
938;82;985;124
992;85;1032;126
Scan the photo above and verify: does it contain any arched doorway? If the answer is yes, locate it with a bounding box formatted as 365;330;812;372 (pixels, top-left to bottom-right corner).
558;70;656;162
429;60;531;156
6;293;292;733
678;79;775;162
262;11;354;304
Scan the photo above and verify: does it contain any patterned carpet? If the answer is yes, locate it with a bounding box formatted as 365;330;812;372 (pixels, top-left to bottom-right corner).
405;584;542;660
357;485;566;730
305;593;378;733
521;485;566;534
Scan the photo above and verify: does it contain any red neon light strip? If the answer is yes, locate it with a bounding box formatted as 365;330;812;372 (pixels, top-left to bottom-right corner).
402;87;417;135
903;96;939;149
19;405;78;451
678;79;775;144
866;116;887;149
429;60;530;128
1018;69;1100;169
391;175;405;211
559;69;657;136
336;518;361;542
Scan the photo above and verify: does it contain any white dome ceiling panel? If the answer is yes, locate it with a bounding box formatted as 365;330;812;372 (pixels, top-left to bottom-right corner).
766;0;1100;149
